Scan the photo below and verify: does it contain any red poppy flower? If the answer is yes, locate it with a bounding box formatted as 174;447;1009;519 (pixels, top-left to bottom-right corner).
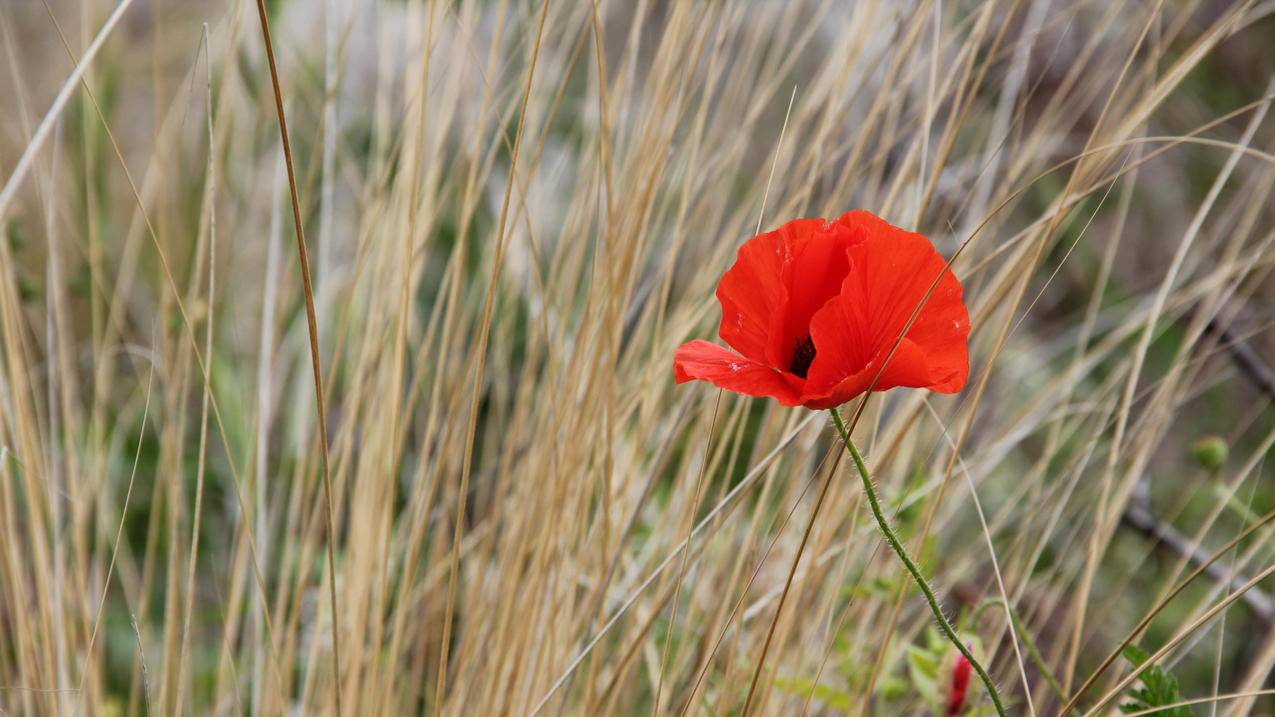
673;211;969;409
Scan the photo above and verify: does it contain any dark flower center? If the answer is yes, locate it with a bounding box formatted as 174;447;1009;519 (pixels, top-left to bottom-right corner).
789;334;816;379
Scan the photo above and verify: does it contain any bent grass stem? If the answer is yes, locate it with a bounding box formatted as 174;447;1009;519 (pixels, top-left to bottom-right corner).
829;408;1006;717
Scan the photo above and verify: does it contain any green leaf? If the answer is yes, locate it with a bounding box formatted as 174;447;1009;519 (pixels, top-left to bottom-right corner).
1118;645;1192;716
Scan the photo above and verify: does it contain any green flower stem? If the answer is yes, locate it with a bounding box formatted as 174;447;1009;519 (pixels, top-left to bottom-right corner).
972;598;1066;703
829;408;1007;717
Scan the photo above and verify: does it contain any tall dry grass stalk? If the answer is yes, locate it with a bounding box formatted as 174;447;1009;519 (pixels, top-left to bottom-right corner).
1;0;1274;714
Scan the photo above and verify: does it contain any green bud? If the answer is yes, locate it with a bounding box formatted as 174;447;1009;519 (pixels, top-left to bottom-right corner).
1191;436;1227;471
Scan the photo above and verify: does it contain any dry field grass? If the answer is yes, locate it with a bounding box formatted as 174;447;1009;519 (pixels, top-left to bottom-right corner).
2;0;1275;714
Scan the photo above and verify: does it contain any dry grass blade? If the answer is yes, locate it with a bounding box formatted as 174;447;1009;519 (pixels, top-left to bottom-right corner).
250;0;343;712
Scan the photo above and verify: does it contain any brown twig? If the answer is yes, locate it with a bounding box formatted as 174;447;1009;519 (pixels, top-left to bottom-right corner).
1122;500;1274;624
1203;318;1275;401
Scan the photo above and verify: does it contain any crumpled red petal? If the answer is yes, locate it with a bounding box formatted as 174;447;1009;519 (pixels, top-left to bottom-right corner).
801;223;969;406
715;218;858;369
673;340;804;406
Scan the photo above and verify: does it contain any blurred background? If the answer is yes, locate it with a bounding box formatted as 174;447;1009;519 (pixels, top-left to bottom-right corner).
2;0;1275;714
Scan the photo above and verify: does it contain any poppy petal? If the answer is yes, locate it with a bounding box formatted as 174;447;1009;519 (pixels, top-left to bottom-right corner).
715;230;792;366
797;339;933;409
778;222;855;370
673;340;804;405
833;209;903;238
803;225;969;403
716;218;858;370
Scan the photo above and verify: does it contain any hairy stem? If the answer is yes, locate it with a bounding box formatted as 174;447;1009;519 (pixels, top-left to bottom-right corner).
830;408;1006;717
971;598;1066;703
